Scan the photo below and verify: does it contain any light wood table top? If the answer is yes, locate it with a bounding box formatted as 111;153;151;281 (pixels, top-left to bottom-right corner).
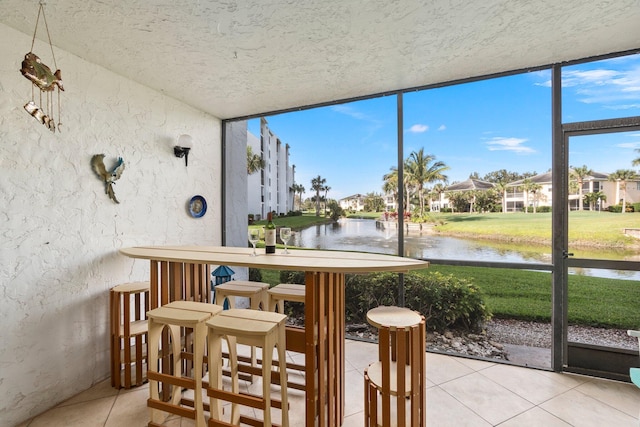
119;245;428;273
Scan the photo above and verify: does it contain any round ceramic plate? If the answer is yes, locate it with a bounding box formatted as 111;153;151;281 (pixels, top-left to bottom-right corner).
188;195;207;218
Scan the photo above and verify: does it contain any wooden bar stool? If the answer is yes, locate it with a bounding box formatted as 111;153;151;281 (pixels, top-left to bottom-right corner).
147;301;223;427
364;306;426;427
215;281;269;382
206;309;289;427
110;281;150;389
267;283;305;313
268;283;306;391
214;280;269;310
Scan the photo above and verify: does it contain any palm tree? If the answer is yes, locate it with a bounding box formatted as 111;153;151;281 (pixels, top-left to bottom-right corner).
608;169;638;213
246;146;264;175
594;191;607;211
311;175;327;217
323;186;331;216
405;149;449;217
521;178;541;213
291;183;305;211
494;181;508;213
382;167;399;210
633;148;640;167
570;165;592;211
430;183;446;211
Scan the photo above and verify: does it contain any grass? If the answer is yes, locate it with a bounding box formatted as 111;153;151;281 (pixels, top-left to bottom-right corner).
248;210;640;329
430;211;640;248
251;213;333;230
253;264;640;330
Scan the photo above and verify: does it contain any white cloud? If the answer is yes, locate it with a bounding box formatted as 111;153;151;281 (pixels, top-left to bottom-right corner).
534;58;640;107
408;124;428;133
486;137;535;154
331;104;368;120
438;124;446;131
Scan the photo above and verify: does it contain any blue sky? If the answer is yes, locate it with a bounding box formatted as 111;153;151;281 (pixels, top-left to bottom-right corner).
249;54;640;201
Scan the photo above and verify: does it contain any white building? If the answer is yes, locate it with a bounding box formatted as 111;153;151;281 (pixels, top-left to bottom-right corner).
339;193;366;211
247;118;295;220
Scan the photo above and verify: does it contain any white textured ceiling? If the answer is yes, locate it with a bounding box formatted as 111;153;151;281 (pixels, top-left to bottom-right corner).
2;0;639;120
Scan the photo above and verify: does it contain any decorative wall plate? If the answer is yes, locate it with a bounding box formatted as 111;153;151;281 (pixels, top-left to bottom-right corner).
188;195;207;218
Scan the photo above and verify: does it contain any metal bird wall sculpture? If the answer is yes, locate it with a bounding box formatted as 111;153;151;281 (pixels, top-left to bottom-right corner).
91;154;125;204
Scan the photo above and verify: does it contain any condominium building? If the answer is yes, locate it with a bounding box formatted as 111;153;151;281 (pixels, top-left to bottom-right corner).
247;118;295;220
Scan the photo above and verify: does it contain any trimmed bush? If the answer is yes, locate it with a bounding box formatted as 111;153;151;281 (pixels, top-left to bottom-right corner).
280;270;491;332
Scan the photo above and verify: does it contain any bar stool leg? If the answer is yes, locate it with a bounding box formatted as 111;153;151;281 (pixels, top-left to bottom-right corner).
277;323;289;427
148;321;182;425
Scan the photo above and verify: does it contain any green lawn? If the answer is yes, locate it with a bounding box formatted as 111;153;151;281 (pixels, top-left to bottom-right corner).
248;210;640;329
251;213;333;230
430;211;640;248
255;265;640;330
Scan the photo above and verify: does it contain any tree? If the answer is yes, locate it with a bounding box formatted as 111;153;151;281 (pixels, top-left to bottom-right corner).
447;191;473;212
326;200;344;221
475;189;500;213
382;167;399;210
323;186;331;216
311;175;327;217
364;192;385;212
570;165;592;211
246;146;264;175
608;169;638;213
291;183;305;211
521;178;541;213
633;148;640;167
584;191;606;211
405;149;449;217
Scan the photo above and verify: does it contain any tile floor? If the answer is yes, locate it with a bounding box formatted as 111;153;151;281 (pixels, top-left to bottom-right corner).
17;339;640;427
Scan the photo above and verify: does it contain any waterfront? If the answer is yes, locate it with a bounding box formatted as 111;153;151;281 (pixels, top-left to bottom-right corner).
290;218;640;280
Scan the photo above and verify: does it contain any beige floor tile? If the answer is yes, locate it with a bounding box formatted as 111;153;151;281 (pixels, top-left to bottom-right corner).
540;388;638;427
58;378;119;406
479;363;576;405
427;386;492;427
440;371;534;425
344;368;366;418
27;395;117;427
345;339;378;372
454;355;496;372
574;378;640;418
499;407;571;427
426;352;475;385
105;387;149;427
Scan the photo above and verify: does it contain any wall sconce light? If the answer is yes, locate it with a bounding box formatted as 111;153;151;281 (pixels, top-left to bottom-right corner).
174;134;193;167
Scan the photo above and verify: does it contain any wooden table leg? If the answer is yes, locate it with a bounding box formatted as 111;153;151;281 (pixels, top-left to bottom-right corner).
305;271;345;427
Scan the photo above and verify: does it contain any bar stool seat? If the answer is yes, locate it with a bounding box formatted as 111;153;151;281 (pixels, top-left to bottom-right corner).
267;283;305;313
147;302;223;427
206;309;289;427
364;306;425;427
110;281;150;389
214;280;269;310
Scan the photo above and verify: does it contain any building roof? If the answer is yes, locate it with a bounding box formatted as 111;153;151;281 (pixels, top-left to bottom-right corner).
446;179;495;192
508;169;610;186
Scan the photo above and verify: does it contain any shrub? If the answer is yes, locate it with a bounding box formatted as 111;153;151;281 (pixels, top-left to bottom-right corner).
278;270;491;332
249;268;262;282
344;271;490;332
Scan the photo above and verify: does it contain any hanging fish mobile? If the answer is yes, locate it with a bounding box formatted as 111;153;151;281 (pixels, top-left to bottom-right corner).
20;2;64;132
91;155;126;204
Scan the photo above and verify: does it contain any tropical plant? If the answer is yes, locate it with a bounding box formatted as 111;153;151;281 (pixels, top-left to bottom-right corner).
246;145;264;175
311;175;327;217
323;185;331;216
570;165;592;211
405;148;449;217
290;183;305;211
364;192;385;212
608;169;638;213
633;148;640;167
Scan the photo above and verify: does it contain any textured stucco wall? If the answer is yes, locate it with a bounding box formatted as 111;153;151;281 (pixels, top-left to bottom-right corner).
0;24;221;426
